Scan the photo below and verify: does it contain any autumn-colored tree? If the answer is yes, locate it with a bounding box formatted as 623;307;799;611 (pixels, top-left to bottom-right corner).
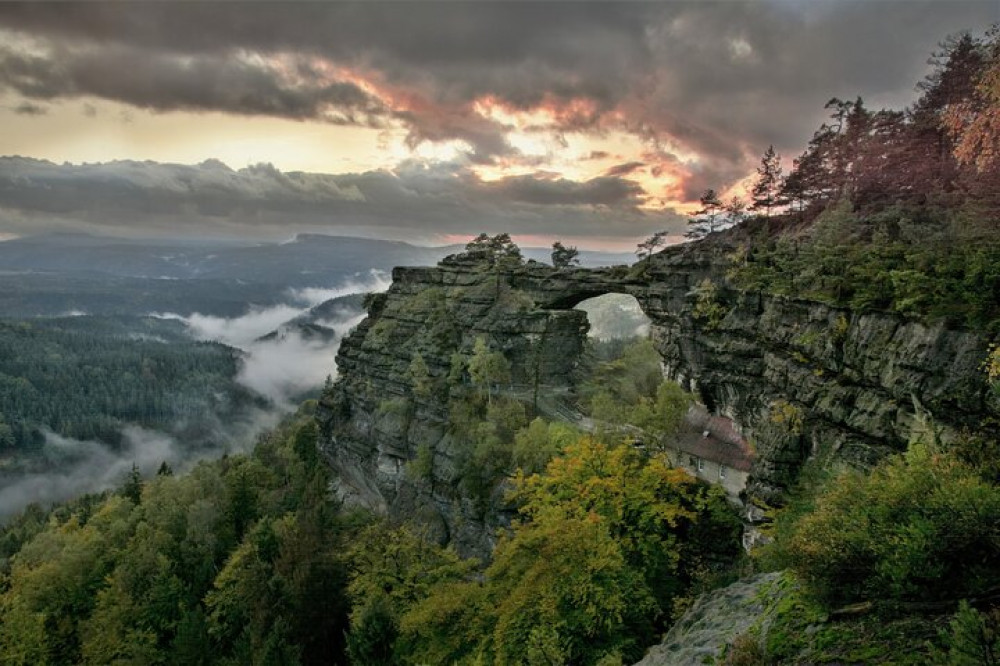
945;30;1000;172
400;437;739;664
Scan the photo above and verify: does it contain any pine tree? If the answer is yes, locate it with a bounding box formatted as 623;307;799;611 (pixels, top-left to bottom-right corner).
121;463;143;504
550;241;580;268
635;231;669;259
686;189;725;239
750;145;785;217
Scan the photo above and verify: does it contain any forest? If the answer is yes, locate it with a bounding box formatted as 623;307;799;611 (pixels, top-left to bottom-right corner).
0;334;748;665
0;316;265;460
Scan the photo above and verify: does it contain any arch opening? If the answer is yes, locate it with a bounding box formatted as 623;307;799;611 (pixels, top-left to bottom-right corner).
568;292;751;506
573;293;650;343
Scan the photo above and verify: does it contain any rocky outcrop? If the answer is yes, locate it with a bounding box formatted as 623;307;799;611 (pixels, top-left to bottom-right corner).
633;572;786;666
317;237;997;556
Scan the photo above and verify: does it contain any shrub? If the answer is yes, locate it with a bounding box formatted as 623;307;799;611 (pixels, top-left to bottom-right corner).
931;600;1000;665
772;442;1000;606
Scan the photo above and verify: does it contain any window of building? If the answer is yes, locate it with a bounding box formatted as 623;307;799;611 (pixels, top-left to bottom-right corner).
719;465;727;479
696;457;704;472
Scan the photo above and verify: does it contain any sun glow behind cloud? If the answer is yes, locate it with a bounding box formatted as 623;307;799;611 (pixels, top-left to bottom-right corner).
0;1;994;250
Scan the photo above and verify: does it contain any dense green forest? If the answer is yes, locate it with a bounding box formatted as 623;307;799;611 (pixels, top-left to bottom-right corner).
0;316;265;459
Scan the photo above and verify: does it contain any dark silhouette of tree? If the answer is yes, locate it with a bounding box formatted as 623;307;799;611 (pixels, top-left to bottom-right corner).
750;145;785;217
121;463;143;504
636;231;669;259
725;196;747;226
550;241;580;268
685;189;724;240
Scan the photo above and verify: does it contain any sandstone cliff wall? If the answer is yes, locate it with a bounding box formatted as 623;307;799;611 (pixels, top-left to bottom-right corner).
318;239;997;556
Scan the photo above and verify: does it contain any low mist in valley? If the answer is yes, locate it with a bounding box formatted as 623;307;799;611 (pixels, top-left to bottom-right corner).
0;269;389;518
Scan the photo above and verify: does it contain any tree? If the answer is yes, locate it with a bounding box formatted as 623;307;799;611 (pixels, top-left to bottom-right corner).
750;145;785;217
121;463;143;505
551;241;580;268
686;189;725;240
933;601;1000;665
636;231;669;259
464;233;523;269
0;417;14;449
467;336;511;405
773;439;1000;607
945;30;1000;172
513;418;578;474
292;421;319;467
447;351;466;387
725;196;747;226
628;381;692;449
403;436;740;664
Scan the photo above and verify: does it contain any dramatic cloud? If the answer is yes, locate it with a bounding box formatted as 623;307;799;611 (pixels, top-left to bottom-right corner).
0;42;391;124
0;157;683;242
0;1;993;199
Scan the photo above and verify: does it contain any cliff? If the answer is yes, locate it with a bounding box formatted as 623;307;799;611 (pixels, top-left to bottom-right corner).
317;235;998;556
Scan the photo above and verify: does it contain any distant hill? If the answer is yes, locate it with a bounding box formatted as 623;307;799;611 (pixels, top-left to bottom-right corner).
0;233;635;316
0;233;632;284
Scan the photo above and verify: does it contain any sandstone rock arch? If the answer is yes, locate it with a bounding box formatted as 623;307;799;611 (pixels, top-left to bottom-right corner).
319;243;994;557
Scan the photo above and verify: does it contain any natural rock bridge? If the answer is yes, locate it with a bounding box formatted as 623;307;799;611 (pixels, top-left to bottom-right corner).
318;237;994;558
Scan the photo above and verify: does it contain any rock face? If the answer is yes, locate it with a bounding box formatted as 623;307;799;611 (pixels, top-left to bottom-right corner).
633;572;786;666
317;238;997;556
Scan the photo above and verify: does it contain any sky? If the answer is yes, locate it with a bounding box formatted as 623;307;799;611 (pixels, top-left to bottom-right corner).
0;1;996;251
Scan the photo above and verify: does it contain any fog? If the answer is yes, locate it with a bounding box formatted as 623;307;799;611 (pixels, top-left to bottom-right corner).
157;270;389;347
0;271;387;519
237;311;366;408
0;420;271;519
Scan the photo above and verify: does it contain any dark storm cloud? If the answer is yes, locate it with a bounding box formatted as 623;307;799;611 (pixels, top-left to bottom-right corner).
483;173;645;207
0;43;389;123
0;157;681;241
0;1;996;189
